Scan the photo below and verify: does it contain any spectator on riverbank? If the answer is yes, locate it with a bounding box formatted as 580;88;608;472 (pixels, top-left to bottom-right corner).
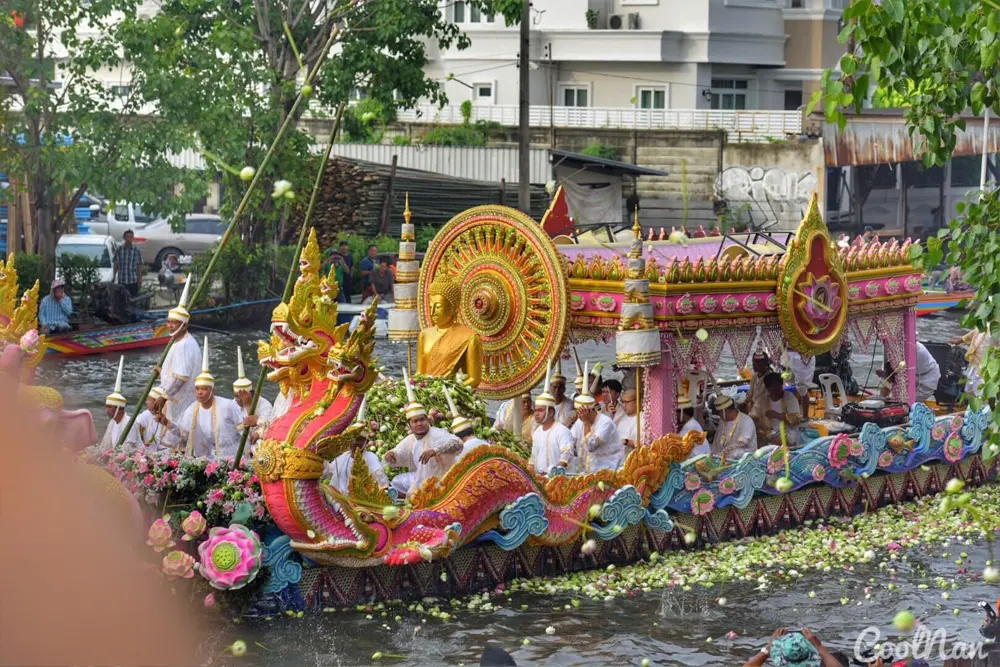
367;257;395;303
39;279;73;333
359;243;378;299
338;240;354;302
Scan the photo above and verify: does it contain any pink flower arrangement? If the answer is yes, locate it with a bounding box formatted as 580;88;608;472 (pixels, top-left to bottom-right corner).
684;473;702;491
691;489;716;515
878;451;894;468
146;518;175;552
162;550;196;578
204;461;220;476
718;478;737;496
181;510;207;541
812;465;826;482
943;433;964;463
197;523;264;590
828;434;852;469
204;593;217;608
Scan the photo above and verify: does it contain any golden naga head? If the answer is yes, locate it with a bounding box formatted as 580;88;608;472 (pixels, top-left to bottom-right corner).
428;274;462;326
0;254;46;369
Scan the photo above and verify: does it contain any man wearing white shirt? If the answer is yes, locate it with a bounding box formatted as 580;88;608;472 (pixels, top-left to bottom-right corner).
710;394;757;460
616;389;638;457
563;362;624;474
529;364;575;476
134;386;171;452
99;357;139;450
231;346;272;447
324;437;390;496
915;342;941;403
154;279;201;423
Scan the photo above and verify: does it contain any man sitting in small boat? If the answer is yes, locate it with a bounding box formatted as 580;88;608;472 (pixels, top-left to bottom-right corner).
135;386;170;452
154;279;202;423
711;392;757;460
324;399;389;496
529;361;574;476
562;362;624;474
231;347;272;447
38;279;73;334
751;372;802;447
159;338;244;459
383;369;463;498
616;389;638;456
99;357;139;450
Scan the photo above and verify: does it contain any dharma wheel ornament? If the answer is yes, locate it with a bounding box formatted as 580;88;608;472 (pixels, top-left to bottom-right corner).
615;210;660;369
418;205;570;400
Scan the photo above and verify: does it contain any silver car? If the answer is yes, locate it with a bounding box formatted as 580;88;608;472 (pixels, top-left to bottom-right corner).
133;214;225;269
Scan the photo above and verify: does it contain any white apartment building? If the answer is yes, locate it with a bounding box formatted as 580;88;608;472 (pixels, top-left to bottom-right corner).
414;0;846;123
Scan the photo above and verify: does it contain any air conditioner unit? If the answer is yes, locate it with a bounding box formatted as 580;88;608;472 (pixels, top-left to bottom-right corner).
628;13;641;29
609;14;623;29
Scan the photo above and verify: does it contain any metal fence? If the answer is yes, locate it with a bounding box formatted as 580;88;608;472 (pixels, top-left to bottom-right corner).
397;105;803;143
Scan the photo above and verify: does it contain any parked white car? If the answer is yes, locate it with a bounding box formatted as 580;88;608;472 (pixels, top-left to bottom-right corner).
55;234;119;284
86;202;162;241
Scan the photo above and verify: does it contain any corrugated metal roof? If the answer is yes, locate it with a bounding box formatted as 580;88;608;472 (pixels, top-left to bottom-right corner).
821;109;1000;167
550;148;670;177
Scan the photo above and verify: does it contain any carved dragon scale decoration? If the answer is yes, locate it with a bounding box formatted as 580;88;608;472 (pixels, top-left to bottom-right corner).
253;231;701;567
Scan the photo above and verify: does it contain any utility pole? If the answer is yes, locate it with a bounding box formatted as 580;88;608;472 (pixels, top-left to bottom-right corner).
517;0;531;214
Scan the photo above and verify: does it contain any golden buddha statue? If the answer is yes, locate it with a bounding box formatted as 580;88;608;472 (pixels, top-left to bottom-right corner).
417;275;482;387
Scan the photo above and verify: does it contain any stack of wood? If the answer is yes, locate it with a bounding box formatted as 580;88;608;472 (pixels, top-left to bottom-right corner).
287;156;548;243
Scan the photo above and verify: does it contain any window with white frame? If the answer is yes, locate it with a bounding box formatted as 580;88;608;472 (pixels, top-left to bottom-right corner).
453;1;495;23
560;85;590;107
472;81;495;105
636;86;666;110
709;79;749;110
107;84;130;98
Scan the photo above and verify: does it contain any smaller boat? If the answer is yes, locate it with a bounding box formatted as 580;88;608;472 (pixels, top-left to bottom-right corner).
44;320;170;357
917;289;973;317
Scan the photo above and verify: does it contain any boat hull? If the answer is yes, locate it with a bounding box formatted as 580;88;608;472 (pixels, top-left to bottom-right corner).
917;290;973;317
44;321;171;357
246;454;997;615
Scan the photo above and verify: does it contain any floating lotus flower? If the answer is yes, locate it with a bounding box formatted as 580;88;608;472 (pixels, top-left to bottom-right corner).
197;523;263;590
181;510;207;541
146;518;175;552
162;549;196;579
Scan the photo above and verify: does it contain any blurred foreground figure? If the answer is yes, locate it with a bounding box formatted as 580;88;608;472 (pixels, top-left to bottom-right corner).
0;373;202;666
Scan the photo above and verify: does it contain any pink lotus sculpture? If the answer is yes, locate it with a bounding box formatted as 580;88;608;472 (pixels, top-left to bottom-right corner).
146;518;175;552
181;510;207;541
162;550;196;579
197;524;263;590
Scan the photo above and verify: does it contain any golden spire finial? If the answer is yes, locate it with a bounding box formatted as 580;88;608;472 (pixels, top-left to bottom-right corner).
632;206;641;239
403;192;412;225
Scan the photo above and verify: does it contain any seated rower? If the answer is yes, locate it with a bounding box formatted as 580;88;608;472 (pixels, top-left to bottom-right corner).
494;393;536;441
231;347;272;446
324;398;389;495
616;389;639;457
548;360;576;428
159;338;244;459
745;343;773;409
443;385;488;460
99;356;139;450
751;372;802;447
562;361;624;474
383;368;463;498
529;360;575;476
710;392;757;460
135;386;170;452
678;397;706;454
602;379;624;425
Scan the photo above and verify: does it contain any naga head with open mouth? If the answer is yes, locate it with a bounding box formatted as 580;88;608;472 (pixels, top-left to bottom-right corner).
257;230;345;397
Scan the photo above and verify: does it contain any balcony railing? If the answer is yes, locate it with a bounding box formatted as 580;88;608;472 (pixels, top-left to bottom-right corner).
396;104;804;142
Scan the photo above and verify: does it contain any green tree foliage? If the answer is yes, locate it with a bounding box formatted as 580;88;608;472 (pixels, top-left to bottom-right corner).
581;142;618;160
809;0;1000;415
0;0;202;279
103;0;525;245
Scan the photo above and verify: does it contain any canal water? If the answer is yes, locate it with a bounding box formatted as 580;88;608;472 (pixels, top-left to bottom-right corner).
39;314;1000;666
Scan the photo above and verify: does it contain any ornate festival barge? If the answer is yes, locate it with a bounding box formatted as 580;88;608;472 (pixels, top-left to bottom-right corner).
59;191;993;613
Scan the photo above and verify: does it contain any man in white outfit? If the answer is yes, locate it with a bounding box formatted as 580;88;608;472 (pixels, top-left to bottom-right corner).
134;386;171;452
99;357;139;450
530;361;575;476
564;361;624;474
383;368;463;498
154;278;201;423
915;342;941;403
616;389;638;457
160;338;244;459
710;394;757;460
444;385;488;462
549;360;576;427
787;350;816;417
231;346;272;448
324;398;390;495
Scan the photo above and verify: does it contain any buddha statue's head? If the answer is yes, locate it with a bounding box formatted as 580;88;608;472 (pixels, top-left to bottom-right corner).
428;275;462;328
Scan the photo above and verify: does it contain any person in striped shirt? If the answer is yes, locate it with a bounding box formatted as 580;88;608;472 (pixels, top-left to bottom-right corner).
39;279;73;333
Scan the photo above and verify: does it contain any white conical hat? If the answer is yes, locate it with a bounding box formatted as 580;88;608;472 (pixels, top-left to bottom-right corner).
233;345;252;391
355;395;368;424
194;336;215;387
573;350;584;390
574;360;597;409
149;385;168;402
535;358;556;409
402;367;425;420
443;384;473;434
105;356;127;408
552;356;567;382
168;276;192;323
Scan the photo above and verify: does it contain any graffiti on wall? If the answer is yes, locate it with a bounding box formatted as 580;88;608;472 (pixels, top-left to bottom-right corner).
716;166;818;230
